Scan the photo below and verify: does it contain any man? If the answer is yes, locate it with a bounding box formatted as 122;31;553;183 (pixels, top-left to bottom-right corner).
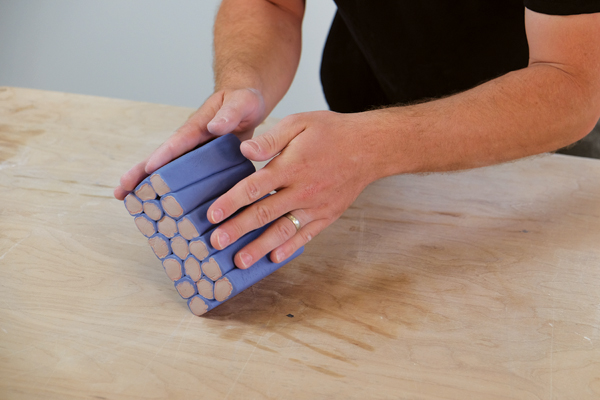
115;0;600;270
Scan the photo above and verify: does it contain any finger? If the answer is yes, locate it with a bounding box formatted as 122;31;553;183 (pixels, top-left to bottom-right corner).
114;159;149;200
207;89;265;137
207;167;282;225
210;191;301;251
268;218;326;264
145;120;213;174
240;115;305;162
232;210;312;269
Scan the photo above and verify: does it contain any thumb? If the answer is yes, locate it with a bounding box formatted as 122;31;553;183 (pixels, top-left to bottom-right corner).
207;88;265;136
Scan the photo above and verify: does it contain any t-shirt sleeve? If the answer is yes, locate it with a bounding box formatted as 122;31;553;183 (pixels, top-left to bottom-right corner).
524;0;600;15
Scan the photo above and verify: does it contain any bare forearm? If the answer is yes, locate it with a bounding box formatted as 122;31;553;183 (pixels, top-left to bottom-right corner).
362;64;600;180
214;0;304;116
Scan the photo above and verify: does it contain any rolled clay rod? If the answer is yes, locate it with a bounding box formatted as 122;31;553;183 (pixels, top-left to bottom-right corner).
160;160;255;219
157;215;178;238
178;193;271;241
134;214;157;238
200;225;268;281
162;255;185;282
134;177;157;201
187;247;304;316
148;232;171;260
183;255;203;282
176;197;217;240
149;133;248;196
142;199;164;221
170;234;189;260
196;278;214;300
174;276;197;299
124;193;144;216
188;226;218;262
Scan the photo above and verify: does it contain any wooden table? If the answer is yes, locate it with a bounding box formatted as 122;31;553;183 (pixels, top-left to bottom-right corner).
1;87;599;400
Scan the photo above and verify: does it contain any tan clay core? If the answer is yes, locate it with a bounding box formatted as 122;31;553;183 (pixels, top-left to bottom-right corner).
189;239;209;260
148;236;169;259
171;236;189;259
201;258;222;281
143;202;163;221
188;296;208;316
162;258;183;281
135;183;157;201
161;195;184;218
176;280;196;298
149;174;171;196
134;216;156;237
157;216;178;238
214;277;233;302
184;257;202;282
177;217;199;240
124;194;143;215
196;279;214;300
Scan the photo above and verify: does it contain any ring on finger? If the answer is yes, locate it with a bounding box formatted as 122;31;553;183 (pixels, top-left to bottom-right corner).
284;212;301;233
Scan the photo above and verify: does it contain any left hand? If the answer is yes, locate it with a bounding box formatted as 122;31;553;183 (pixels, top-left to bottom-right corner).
207;110;381;269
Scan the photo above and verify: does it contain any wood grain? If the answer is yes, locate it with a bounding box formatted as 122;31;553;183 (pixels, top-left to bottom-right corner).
1;87;599;399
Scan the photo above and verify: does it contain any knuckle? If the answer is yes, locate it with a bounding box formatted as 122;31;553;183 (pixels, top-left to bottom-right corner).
299;229;314;243
244;179;261;201
275;220;296;241
260;132;278;152
254;204;273;226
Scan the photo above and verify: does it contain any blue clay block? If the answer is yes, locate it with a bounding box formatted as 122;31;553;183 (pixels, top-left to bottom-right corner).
149;134;248;196
174;276;198;299
147;232;172;260
213;247;304;302
200;225;269;281
161;160;255;219
176;197;218;240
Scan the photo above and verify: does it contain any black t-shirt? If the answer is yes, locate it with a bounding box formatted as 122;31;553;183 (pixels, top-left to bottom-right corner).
321;1;600;113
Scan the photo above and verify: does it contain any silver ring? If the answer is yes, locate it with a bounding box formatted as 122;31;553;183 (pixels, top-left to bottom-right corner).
284;212;301;232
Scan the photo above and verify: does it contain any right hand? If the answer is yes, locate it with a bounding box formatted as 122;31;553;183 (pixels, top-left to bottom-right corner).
114;88;266;200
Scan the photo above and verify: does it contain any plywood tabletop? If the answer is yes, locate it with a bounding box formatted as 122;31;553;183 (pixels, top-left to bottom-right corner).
1;87;599;400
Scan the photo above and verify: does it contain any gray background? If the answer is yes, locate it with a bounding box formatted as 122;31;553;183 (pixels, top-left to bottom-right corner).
0;0;337;118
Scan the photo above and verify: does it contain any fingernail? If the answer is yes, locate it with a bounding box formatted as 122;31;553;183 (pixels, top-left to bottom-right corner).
245;140;260;153
209;117;227;126
274;250;285;263
211;208;223;223
239;252;253;269
216;231;230;248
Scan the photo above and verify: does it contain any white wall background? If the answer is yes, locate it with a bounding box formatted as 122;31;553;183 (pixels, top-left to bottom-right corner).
0;0;337;118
